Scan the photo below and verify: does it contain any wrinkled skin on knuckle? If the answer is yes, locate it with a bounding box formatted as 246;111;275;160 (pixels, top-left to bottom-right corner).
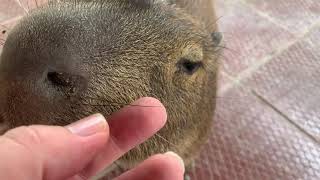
5;126;43;146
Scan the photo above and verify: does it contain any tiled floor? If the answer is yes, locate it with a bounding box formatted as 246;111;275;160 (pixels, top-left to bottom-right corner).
0;0;319;180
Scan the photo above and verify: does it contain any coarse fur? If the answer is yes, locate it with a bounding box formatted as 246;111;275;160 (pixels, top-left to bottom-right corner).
0;0;222;175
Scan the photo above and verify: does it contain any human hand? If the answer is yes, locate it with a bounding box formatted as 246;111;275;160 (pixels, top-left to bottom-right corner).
0;97;185;180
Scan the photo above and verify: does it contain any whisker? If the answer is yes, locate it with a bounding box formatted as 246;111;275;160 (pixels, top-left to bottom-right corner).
215;96;243;100
215;52;232;65
75;101;163;108
204;15;224;31
218;34;234;39
94;73;142;80
215;44;239;55
81;95;246;108
96;64;149;69
215;31;234;35
215;15;224;24
155;134;179;149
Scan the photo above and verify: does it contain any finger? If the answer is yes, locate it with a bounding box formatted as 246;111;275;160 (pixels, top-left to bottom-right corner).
80;97;167;178
0;114;109;180
115;152;185;180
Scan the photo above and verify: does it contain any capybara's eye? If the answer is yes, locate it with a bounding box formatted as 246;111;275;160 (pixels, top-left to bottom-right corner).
178;58;202;75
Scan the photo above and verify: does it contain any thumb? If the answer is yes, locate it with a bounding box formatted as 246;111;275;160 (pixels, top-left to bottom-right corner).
0;114;109;180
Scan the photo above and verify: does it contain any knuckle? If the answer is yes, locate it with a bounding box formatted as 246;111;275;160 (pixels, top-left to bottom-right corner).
4;126;43;148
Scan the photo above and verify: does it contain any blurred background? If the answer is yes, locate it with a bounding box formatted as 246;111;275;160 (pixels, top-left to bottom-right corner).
0;0;319;179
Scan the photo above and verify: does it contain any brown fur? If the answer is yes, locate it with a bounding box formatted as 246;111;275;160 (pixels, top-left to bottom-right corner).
0;0;221;174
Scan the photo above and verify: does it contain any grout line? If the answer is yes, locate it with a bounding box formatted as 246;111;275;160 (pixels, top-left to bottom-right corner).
303;19;320;46
252;90;320;144
215;1;320;95
302;18;320;37
239;0;320;37
218;71;238;94
238;0;296;36
219;19;320;95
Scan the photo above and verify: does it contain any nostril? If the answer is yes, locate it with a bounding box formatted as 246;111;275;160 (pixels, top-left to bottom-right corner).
46;71;87;95
47;72;72;87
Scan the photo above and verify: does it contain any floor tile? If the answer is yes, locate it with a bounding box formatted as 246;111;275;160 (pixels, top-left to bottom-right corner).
187;87;320;180
245;27;320;140
243;0;320;35
215;0;295;77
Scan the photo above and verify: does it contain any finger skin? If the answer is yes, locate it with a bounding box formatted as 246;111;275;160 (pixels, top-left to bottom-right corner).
0;97;167;180
0;125;109;180
81;97;168;177
115;154;185;180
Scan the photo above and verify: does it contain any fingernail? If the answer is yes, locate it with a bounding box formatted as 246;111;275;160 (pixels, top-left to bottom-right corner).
165;151;185;173
66;114;107;136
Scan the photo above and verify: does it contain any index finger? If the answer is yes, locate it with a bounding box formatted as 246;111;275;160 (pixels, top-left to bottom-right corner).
80;97;167;178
